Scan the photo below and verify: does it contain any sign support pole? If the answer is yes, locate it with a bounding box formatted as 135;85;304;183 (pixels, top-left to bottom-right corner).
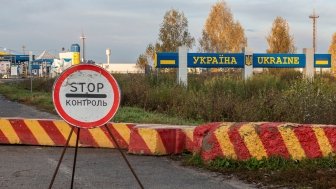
104;124;144;189
71;127;80;189
178;46;188;86
303;48;315;79
48;127;75;189
243;47;253;80
51;64;141;187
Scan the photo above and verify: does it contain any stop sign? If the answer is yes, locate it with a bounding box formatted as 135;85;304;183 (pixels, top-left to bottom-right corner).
52;64;120;128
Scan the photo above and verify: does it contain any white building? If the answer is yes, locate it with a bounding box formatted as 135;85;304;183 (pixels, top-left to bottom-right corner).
97;63;144;73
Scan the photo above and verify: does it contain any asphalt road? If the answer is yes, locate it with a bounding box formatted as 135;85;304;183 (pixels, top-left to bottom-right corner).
0;95;59;119
0;93;256;189
0;146;256;189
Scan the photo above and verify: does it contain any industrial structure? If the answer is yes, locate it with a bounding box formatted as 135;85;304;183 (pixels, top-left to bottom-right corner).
0;43;143;79
80;33;86;63
309;9;319;53
97;63;142;73
0;43;82;78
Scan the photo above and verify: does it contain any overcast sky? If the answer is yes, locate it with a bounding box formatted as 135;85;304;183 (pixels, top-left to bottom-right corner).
0;0;335;63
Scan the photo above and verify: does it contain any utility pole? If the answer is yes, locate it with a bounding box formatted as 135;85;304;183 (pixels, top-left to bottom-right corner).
22;45;26;55
309;10;319;53
80;33;86;63
106;48;111;65
309;9;319;73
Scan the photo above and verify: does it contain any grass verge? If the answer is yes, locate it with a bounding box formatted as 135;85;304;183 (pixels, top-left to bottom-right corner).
179;153;336;188
0;82;202;125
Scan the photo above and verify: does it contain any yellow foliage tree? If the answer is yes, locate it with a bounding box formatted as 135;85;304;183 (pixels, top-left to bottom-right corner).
136;44;155;70
199;1;247;53
266;17;296;53
136;9;194;70
157;9;195;52
328;33;336;75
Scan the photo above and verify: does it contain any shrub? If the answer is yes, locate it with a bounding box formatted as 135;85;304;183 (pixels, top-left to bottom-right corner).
13;71;336;124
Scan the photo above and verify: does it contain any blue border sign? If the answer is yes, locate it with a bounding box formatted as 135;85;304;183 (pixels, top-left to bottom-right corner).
314;54;331;68
155;53;178;68
187;53;245;68
253;54;306;68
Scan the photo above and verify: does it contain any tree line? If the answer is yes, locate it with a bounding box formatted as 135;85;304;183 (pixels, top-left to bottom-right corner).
137;0;336;73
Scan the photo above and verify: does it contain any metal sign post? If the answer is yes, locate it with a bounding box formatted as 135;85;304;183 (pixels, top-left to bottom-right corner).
49;64;143;189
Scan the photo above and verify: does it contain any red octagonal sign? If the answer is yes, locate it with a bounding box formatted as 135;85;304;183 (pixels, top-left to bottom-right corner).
52;64;120;129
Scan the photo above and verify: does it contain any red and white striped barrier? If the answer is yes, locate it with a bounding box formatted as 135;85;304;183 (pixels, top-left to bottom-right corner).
0;118;134;149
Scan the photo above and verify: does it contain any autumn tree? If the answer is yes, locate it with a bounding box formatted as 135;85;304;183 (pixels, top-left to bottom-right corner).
199;1;247;53
329;33;336;75
136;9;195;70
136;54;148;70
156;9;195;52
136;44;155;70
266;17;296;53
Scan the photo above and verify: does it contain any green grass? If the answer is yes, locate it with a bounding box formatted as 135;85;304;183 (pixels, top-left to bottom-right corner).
184;154;336;171
113;106;202;125
0;82;202;125
0;83;54;111
181;153;336;188
115;72;336;124
4;72;336;124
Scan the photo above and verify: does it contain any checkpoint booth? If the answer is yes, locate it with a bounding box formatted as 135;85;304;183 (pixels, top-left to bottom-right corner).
0;54;30;78
31;50;58;77
30;59;54;77
0;60;10;78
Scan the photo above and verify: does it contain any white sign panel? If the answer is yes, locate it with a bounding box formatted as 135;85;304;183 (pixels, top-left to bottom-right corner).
0;61;10;74
11;66;18;76
53;64;120;128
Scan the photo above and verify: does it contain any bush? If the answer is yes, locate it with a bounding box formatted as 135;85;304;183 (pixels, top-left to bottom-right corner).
19;78;55;93
13;71;336;124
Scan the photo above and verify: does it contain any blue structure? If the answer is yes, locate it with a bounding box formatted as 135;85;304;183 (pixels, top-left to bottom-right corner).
187;53;245;68
155;53;179;68
0;55;30;65
314;54;331;68
71;44;80;52
156;52;332;69
30;59;54;76
253;54;306;68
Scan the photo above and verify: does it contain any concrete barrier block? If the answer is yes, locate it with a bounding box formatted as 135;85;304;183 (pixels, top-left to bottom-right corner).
198;122;336;161
128;124;195;155
0;118;134;149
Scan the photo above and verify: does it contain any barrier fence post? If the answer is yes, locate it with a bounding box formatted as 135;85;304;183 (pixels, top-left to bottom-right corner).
178;46;188;86
243;47;253;80
29;51;33;93
303;48;314;79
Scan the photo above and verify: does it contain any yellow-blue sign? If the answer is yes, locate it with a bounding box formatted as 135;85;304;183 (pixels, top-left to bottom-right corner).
314;54;331;68
155;53;178;68
187;53;244;68
253;54;306;68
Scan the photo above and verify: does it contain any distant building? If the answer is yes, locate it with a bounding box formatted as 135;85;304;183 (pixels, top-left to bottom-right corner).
50;44;81;77
97;63;144;73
